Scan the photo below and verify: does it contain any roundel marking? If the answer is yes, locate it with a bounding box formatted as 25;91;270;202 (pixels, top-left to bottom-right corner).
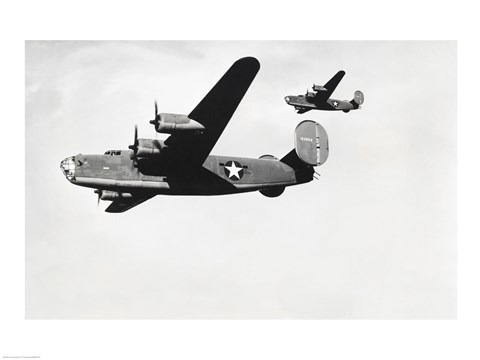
224;160;244;180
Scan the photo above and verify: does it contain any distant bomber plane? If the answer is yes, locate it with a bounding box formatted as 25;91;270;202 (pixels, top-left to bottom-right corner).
60;57;330;213
284;70;364;114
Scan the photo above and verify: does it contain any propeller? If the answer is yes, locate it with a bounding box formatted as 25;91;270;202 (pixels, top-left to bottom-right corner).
128;125;139;154
127;125;140;168
94;189;102;206
149;100;160;127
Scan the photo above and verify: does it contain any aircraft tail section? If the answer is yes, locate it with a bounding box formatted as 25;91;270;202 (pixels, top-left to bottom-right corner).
293;120;329;166
281;120;329;182
350;90;364;109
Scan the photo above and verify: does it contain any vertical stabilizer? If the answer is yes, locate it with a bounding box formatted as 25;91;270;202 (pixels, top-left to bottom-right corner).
294;120;329;166
350;90;364;109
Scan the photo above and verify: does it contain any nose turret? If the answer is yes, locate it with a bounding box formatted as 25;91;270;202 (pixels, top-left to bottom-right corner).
60;156;76;182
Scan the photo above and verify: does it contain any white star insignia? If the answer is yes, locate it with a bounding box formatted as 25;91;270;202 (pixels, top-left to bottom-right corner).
225;162;242;179
333;100;339;107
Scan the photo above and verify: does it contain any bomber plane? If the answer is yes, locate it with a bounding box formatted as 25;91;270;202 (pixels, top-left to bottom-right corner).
60;57;329;213
284;70;364;114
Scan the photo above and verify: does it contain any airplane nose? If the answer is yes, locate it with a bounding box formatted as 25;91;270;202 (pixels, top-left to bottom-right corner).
60;156;76;182
285;96;290;103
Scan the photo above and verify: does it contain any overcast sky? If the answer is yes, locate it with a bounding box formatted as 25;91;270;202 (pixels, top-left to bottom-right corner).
25;41;456;319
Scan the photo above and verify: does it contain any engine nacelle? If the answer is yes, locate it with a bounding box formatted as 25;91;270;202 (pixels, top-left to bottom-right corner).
153;113;205;134
312;84;327;92
135;139;163;158
100;191;133;201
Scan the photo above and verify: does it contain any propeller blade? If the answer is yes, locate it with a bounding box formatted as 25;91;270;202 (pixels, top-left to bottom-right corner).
94;189;101;206
150;100;160;125
128;125;138;151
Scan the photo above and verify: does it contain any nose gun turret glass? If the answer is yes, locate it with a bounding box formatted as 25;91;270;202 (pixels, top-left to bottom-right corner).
60;157;76;181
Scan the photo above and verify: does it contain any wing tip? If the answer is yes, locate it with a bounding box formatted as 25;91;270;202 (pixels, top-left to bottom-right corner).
234;56;260;72
104;206;126;213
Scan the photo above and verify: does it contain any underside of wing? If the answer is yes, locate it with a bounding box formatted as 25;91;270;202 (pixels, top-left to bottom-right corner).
165;57;260;165
296;108;311;114
105;194;156;213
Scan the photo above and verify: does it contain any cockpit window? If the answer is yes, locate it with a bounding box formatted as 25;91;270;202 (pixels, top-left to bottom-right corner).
104;150;122;156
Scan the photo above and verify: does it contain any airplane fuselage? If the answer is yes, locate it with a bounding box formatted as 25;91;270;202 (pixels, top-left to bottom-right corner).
284;95;356;112
61;150;312;196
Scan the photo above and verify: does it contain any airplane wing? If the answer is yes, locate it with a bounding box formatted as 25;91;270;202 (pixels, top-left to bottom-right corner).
296;108;311;114
105;194;156;213
317;70;346;100
164;57;260;165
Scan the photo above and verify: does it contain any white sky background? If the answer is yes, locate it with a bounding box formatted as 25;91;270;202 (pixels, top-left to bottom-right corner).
25;41;456;319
